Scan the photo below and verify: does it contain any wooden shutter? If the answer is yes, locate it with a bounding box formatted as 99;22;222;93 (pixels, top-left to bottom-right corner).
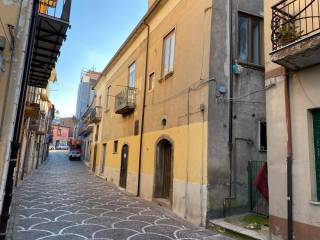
313;110;320;200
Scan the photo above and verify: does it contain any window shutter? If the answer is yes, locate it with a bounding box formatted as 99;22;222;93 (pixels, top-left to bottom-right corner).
313;110;320;200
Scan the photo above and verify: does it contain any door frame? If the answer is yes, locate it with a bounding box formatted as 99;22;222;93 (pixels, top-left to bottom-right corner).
119;144;129;189
152;136;174;207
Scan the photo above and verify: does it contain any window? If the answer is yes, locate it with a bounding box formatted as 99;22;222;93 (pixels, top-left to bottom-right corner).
163;29;175;76
129;63;136;88
313;110;320;201
148;73;155;91
238;13;262;65
114;140;118;153
258;121;267;152
106;86;111;110
100;144;107;174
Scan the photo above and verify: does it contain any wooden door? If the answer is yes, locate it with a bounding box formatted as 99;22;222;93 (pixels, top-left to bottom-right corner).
154;140;172;200
119;145;129;188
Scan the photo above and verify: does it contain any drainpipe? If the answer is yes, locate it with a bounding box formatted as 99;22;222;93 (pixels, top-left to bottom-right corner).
137;21;150;197
0;0;39;237
284;69;293;240
223;0;236;215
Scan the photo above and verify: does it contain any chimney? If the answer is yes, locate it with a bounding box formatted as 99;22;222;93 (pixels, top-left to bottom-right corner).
148;0;157;8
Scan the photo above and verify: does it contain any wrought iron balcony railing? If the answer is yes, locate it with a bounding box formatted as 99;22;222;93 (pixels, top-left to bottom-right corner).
115;87;137;115
271;0;320;51
89;106;102;123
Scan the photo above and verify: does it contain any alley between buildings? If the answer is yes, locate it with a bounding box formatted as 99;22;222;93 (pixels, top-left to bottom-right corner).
8;151;230;240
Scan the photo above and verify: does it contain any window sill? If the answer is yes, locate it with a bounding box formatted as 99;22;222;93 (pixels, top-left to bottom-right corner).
237;60;265;71
104;108;110;113
159;71;174;82
310;201;320;206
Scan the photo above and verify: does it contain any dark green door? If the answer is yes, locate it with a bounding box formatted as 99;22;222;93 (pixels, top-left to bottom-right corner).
313;110;320;200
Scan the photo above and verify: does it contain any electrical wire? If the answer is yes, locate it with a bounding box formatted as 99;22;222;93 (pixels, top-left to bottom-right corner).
223;83;276;102
296;73;317;107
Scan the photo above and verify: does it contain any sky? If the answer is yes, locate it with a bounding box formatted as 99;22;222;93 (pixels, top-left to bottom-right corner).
50;0;147;117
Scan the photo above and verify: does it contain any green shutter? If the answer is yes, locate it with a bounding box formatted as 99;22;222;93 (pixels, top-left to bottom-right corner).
313;110;320;201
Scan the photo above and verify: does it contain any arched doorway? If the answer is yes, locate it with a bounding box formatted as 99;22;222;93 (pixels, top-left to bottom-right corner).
119;144;129;189
154;139;173;202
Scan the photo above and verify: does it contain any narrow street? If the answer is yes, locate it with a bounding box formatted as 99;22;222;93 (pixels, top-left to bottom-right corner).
9;152;229;240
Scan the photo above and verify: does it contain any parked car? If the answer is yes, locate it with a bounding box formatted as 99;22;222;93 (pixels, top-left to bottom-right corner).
56;144;69;150
68;149;81;160
49;144;55;150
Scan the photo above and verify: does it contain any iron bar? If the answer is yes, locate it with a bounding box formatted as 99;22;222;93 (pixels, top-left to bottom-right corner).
271;0;320;50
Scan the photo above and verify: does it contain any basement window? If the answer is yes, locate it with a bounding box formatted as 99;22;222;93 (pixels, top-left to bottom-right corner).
258;121;267;152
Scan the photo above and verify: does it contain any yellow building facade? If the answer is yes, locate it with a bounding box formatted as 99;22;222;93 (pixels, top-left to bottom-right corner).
92;0;212;225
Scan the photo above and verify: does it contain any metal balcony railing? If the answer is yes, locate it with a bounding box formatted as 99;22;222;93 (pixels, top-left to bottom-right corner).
89;106;102;123
114;87;137;115
271;0;320;51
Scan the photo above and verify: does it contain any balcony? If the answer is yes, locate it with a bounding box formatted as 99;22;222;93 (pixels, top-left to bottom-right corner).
89;106;102;123
271;0;320;70
29;119;40;132
25;87;41;119
114;87;137;115
28;0;71;88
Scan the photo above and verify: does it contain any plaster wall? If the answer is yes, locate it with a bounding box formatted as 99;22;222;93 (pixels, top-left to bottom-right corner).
265;0;320;238
207;0;265;218
0;0;33;213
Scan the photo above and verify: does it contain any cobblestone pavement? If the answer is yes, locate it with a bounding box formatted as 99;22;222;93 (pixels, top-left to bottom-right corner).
9;151;232;240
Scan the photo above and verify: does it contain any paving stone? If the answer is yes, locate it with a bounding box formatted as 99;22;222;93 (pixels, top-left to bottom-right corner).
13;230;52;240
38;234;87;240
31;221;74;234
61;224;106;238
16;217;50;230
93;228;137;239
130;233;173;240
113;220;150;232
83;216;121;228
144;224;181;238
32;210;71;221
9;152;227;239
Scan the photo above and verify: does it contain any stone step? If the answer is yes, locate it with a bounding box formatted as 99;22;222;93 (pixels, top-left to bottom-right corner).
209;218;269;240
